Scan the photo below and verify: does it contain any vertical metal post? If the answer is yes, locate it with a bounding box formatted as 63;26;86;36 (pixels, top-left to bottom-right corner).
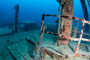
80;0;89;39
58;4;61;34
14;4;19;32
39;14;45;45
74;19;85;54
57;0;74;45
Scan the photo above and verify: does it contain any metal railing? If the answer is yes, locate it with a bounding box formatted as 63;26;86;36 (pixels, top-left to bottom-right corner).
40;14;90;54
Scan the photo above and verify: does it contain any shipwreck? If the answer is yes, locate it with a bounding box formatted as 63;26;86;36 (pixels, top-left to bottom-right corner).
0;0;90;60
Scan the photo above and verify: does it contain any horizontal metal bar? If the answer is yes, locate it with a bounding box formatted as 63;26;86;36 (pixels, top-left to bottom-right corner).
70;38;90;42
44;14;90;25
72;30;90;36
44;31;90;42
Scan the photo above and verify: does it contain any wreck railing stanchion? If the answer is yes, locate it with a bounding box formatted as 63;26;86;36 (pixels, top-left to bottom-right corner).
57;4;62;45
39;14;45;45
39;14;47;60
39;14;90;58
58;4;61;34
80;0;89;39
39;26;47;60
74;19;85;54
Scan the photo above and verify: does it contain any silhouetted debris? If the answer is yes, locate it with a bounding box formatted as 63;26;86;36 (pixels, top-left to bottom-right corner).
14;4;19;32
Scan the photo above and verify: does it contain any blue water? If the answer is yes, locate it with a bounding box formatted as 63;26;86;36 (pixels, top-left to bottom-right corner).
0;0;90;27
0;0;90;59
0;0;90;38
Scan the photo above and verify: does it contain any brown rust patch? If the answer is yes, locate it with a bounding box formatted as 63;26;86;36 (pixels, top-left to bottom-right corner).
75;54;81;57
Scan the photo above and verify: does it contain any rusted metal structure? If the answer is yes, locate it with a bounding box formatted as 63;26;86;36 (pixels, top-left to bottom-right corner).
56;0;73;45
40;14;90;50
4;0;90;60
80;0;89;39
37;0;90;59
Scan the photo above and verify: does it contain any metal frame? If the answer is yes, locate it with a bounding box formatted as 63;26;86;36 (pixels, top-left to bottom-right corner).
40;14;90;54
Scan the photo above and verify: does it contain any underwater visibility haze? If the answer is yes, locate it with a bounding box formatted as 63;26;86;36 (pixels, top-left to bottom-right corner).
0;0;90;60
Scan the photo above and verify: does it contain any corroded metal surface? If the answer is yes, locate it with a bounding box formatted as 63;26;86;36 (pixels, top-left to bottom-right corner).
38;0;90;59
40;13;90;54
39;14;45;45
59;0;73;45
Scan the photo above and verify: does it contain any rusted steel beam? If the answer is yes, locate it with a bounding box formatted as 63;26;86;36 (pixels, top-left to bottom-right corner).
42;13;90;39
74;19;85;54
40;26;47;60
58;4;61;35
44;31;90;42
40;13;90;54
39;14;45;45
44;14;83;21
59;0;73;45
44;14;90;24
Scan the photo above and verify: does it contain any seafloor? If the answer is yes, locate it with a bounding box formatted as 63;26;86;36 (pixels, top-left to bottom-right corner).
0;27;90;60
0;26;56;60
